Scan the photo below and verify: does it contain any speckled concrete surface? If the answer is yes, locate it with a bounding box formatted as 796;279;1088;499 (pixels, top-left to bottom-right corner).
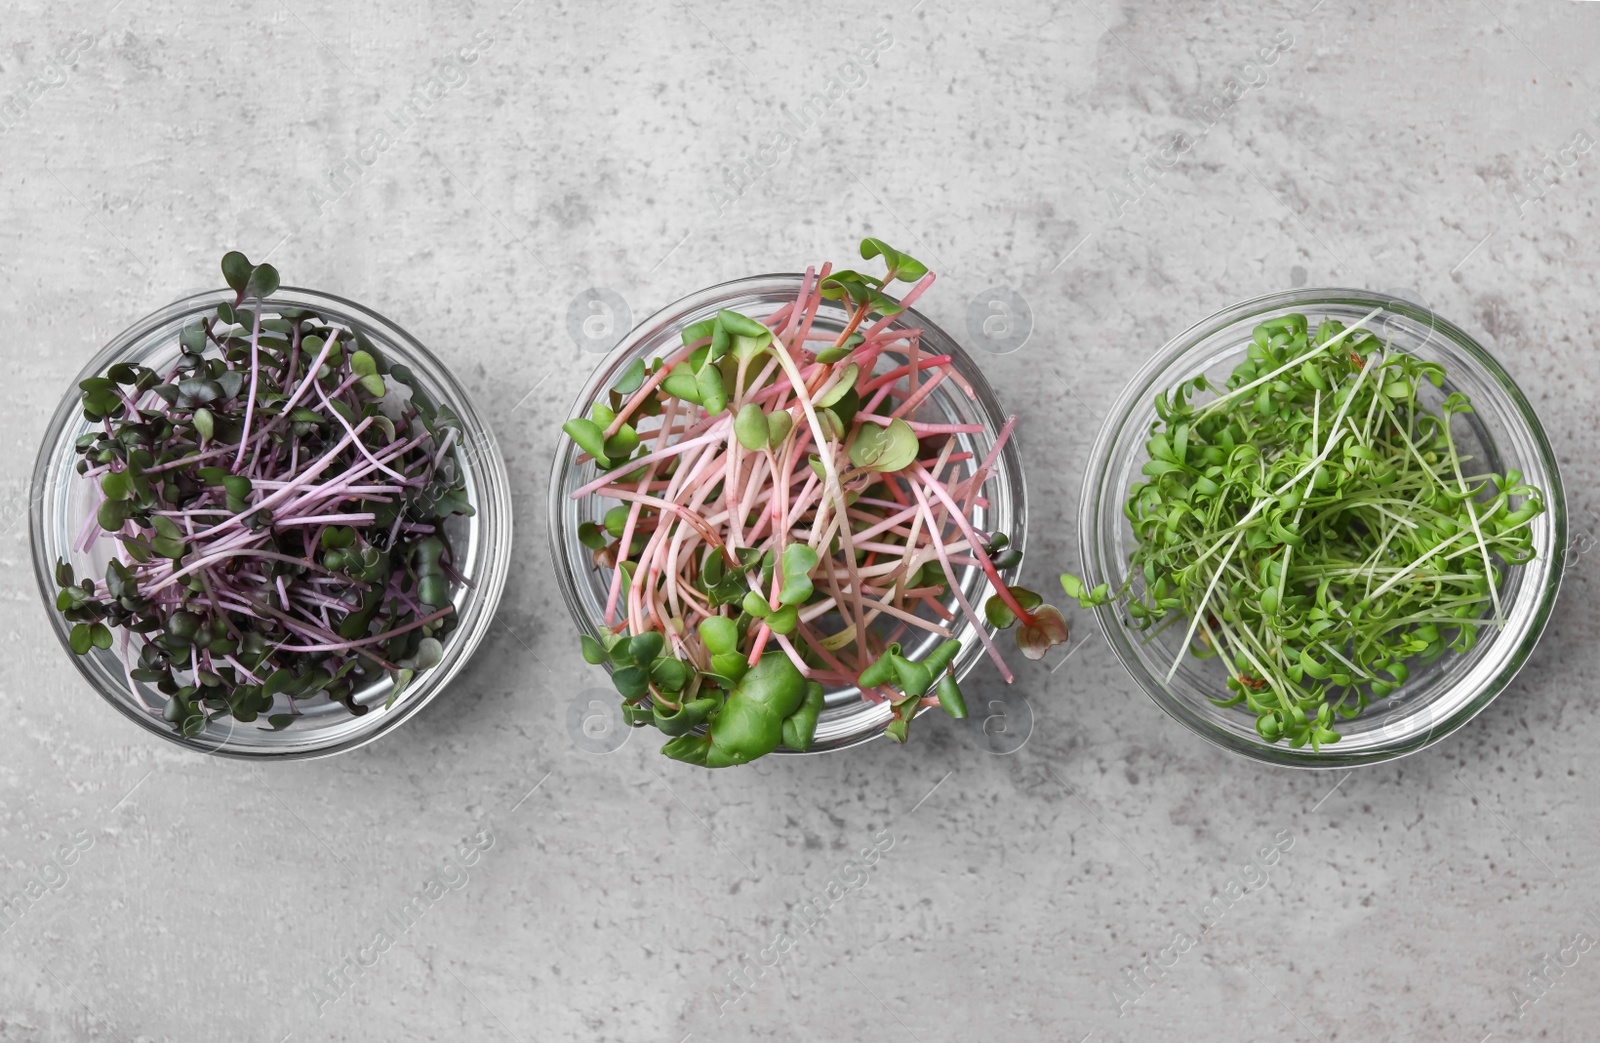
2;1;1598;1041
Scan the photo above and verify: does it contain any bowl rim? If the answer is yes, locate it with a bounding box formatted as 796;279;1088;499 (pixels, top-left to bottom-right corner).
1076;286;1567;769
545;271;1026;755
29;284;515;760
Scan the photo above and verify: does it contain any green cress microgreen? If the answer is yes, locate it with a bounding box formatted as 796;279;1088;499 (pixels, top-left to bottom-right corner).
564;238;1053;767
1061;312;1546;749
54;251;474;730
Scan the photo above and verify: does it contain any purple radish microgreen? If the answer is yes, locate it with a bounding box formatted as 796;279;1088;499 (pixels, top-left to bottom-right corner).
54;251;474;732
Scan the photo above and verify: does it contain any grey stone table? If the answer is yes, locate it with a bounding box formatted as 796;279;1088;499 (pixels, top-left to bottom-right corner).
2;1;1597;1040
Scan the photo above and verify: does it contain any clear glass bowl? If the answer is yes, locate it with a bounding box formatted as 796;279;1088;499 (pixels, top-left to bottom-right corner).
548;274;1027;754
29;288;514;759
1077;289;1566;767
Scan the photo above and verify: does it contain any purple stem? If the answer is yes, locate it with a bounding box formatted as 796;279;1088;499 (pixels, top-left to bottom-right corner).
315;378;406;482
233;309;264;473
272;605;454;654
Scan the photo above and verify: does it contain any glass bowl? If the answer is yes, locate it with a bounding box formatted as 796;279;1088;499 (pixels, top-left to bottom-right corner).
1077;289;1566;768
548;274;1027;754
29;287;514;759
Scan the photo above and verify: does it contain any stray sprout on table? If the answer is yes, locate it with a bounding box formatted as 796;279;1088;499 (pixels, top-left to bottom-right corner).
1062;311;1546;749
566;238;1064;767
54;252;473;736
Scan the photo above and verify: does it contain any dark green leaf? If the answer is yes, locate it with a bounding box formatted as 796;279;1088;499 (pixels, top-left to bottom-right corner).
221;251;253;293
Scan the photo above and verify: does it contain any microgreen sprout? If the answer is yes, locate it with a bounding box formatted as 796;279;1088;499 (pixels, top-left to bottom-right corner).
1062;311;1545;749
566;238;1060;766
54;252;473;736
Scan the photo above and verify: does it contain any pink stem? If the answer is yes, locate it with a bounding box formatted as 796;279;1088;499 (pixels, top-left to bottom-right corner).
909;482;1013;683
